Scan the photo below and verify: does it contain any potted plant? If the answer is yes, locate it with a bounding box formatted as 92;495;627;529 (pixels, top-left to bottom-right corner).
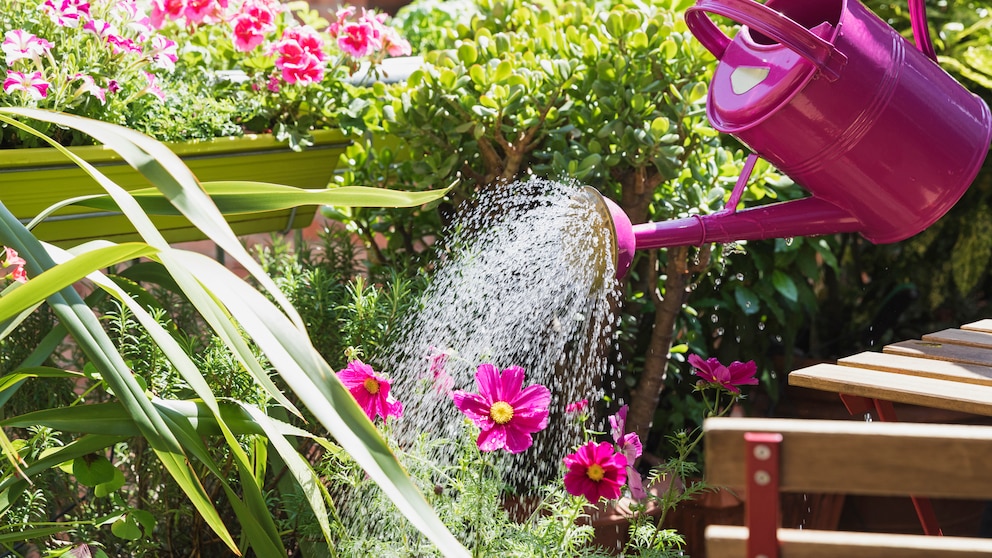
0;0;413;244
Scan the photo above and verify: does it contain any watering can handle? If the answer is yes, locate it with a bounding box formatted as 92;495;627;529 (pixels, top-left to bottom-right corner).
685;0;847;81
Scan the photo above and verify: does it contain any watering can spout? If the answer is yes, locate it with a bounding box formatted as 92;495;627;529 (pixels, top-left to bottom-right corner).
590;190;861;279
630;197;861;253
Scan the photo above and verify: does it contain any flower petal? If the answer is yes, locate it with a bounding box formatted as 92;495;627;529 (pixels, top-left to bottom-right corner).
477;425;507;452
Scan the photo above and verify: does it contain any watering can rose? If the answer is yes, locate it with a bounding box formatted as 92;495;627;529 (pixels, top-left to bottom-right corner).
451;363;550;454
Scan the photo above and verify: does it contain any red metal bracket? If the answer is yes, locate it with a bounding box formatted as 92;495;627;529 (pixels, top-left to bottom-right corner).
839;393;874;415
746;432;783;558
836;394;943;536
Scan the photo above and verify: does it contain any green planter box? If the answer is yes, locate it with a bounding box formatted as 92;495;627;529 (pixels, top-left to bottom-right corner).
0;129;352;246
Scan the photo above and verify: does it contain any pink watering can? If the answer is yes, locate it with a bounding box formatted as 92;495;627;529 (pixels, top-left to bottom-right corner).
598;0;992;278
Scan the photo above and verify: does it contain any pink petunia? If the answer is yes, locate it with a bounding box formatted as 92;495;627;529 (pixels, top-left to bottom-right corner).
72;73;106;103
3;71;50;100
380;25;410;57
107;35;142;55
149;36;178;71
563;441;628;504
148;0;186;28
83;18;115;40
2;30;54;66
451;363;550;454
184;0;225;25
229;0;277;48
115;0;154;38
688;354;759;394
140;71;165;100
336;360;403;422
265;73;280;92
327;6;356;39
336;20;379;58
42;0;90;28
230;13;267;52
2;247;28;283
271;26;327;85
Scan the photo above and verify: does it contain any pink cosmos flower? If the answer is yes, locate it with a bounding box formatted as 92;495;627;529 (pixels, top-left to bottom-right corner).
3;71;50;100
2;247;28;283
337;360;403;422
688;354;759;394
563;441;628;504
424;346;454;395
451;363;550;454
609;405;646;499
2;30;54;66
565;399;589;415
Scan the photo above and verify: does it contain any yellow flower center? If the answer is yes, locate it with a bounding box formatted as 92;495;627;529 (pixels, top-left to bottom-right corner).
489;401;514;424
363;377;380;394
586;464;605;482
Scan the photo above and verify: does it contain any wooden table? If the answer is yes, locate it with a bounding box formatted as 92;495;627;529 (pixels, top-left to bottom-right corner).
789;320;992;418
787;319;992;536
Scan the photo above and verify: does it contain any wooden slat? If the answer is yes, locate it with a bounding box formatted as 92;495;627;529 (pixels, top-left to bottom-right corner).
789;363;992;416
706;525;992;558
703;417;992;499
962;319;992;334
838;351;992;387
923;328;992;349
885;338;992;368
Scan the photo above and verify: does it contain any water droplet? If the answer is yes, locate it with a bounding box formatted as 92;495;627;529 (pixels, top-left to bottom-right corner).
710;314;719;323
785;237;794;246
735;273;744;281
757;322;765;330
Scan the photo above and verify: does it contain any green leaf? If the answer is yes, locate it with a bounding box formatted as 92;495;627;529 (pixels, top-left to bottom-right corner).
111;514;143;540
67;182;452;216
94;467;126;498
734;285;761;315
457;43;478;65
771;270;799;302
494;60;513;82
71;455;116;487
